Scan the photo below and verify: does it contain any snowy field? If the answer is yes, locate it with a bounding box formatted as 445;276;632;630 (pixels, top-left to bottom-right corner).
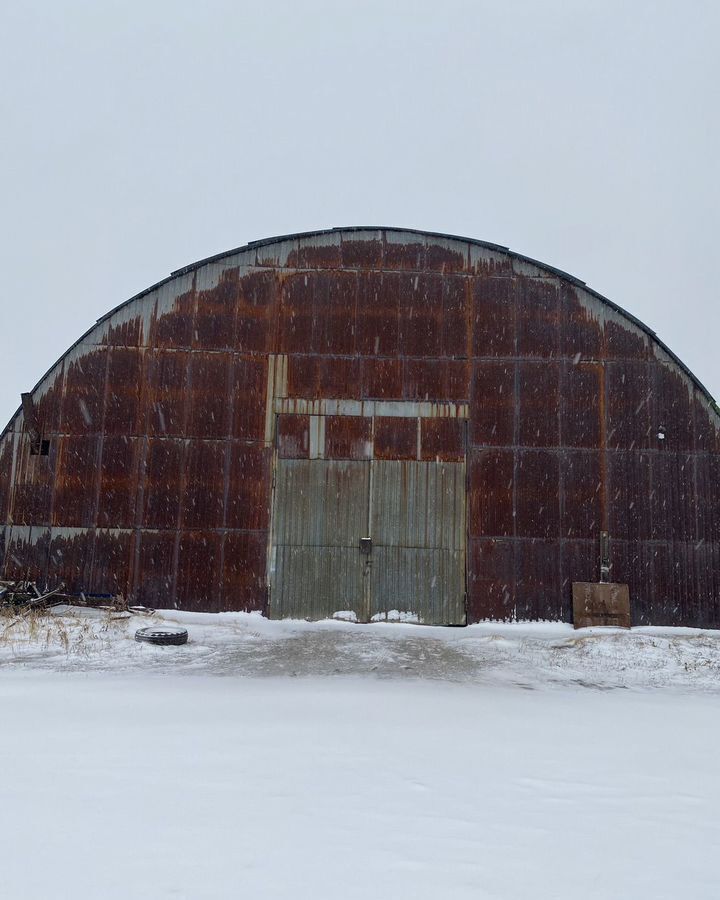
2;609;720;899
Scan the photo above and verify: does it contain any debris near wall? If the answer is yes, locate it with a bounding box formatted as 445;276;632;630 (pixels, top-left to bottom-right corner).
0;580;66;611
0;582;152;616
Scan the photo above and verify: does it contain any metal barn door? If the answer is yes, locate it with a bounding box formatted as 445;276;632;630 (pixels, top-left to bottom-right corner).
370;460;466;624
270;459;369;620
269;457;466;625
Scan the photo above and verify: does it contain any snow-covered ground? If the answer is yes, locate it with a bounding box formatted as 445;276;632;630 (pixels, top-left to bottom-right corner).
1;608;720;899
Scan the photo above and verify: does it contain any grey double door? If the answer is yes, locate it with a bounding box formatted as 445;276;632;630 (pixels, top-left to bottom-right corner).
269;458;466;624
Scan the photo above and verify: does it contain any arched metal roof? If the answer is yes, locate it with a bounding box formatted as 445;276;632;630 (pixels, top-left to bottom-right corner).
3;226;718;441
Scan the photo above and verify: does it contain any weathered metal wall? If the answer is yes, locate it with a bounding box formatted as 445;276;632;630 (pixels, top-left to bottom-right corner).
1;227;719;625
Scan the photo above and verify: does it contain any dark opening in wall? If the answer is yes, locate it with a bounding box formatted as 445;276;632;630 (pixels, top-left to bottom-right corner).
31;439;50;457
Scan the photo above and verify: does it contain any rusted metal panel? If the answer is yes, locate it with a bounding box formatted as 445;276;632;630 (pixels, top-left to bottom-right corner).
91;529;133;597
650;542;677;623
277;414;309;459
467;538;514;621
104;348;143;435
374;417;417;460
604;315;649;360
469;361;515;447
59;348;107;433
608;540;648;622
651;362;695;452
516;450;561;539
383;231;427;271
399;274;443;358
317;356;362;401
176;531;222;611
468;244;512;277
403;359;469;403
341;231;383;269
361;358;403;400
146;350;190;437
694;397;720;453
695;452;720;544
35;370;64;437
234;270;279;353
517;361;560;447
560;283;604;360
472;277;516;358
562;361;603;449
286;355;320;399
403;359;447;402
650;451;696;541
97;436;139;528
605;360;651;450
150;283;196;349
515;539;562;621
291;233;343;270
517;278;560;358
0;437;13;523
135;530;176;607
325;416;372;461
48;527;93;593
21;394;42;454
226;444;272;531
279;274;315;355
561;540;597;603
356;272;399;356
442;276;469;358
313;272;357;355
572;582;631;628
194;268;238;351
142;438;183;528
445;360;471;401
562;451;602;538
425;237;468;274
186;352;231;439
421;418;465;462
231;355;267;440
468;448;514;538
608;450;653;542
11;439;55;525
222;531;268;612
3;525;51;585
103;311;143;348
52;436;100;527
182;441;225;530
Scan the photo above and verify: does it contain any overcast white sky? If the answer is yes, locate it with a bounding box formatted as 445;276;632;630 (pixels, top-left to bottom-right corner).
1;0;718;424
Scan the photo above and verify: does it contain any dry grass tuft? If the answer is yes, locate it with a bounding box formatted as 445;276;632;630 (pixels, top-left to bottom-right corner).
0;604;130;656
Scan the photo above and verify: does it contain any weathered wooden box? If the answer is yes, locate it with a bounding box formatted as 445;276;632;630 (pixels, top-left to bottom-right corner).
572;582;631;629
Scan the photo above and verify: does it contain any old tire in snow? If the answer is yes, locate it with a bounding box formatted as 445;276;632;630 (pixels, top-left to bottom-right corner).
134;626;188;646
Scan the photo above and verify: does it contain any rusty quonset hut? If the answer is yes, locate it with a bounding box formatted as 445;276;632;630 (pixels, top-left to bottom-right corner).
1;227;719;626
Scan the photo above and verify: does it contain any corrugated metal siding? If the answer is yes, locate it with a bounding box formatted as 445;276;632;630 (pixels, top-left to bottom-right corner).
370;461;466;624
270;457;466;624
270;459;369;620
0;227;718;626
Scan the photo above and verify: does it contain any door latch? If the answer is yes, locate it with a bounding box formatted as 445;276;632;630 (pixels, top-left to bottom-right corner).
359;537;372;555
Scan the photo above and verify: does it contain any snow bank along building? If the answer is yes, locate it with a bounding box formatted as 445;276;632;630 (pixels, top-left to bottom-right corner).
1;227;718;627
